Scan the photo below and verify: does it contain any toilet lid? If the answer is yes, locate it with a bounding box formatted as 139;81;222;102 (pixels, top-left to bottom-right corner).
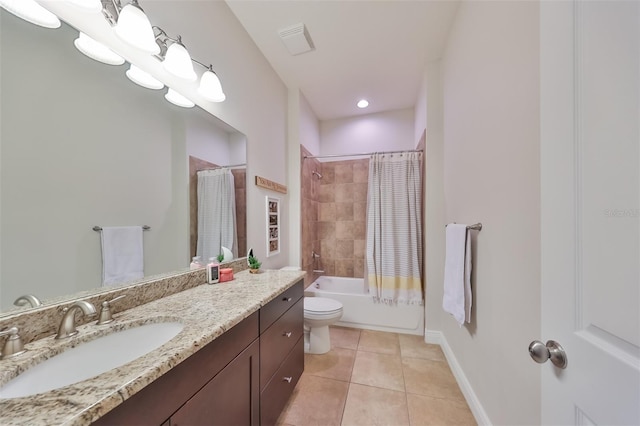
304;297;342;312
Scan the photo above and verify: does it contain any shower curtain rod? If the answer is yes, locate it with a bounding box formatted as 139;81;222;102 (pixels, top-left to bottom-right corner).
303;149;423;160
197;163;246;172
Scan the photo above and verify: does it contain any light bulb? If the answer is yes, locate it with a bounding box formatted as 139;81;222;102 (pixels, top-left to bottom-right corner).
165;89;194;108
162;40;197;81
0;0;60;29
198;69;226;102
74;32;125;66
357;99;369;108
125;64;164;90
114;1;160;55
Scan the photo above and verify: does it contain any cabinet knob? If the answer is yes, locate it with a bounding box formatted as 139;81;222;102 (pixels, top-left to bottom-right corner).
282;376;293;383
283;297;292;302
283;331;292;338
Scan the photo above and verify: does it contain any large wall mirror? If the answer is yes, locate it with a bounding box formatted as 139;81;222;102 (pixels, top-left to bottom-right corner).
0;12;247;313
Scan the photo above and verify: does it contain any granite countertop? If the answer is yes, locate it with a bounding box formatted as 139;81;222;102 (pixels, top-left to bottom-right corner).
0;269;305;425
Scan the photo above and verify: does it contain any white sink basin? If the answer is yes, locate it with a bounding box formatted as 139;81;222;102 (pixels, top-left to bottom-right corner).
0;321;183;399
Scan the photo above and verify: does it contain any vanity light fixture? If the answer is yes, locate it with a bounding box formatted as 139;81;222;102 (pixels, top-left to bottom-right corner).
154;29;197;81
0;0;61;29
113;0;160;55
165;88;194;108
125;64;164;89
197;65;226;102
74;32;125;65
64;0;102;13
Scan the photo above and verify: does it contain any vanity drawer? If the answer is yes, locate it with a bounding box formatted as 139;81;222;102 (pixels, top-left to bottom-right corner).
259;298;303;389
260;337;304;426
260;280;303;333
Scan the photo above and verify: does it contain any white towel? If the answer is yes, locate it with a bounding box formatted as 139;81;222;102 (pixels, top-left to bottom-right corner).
100;226;144;286
442;224;473;326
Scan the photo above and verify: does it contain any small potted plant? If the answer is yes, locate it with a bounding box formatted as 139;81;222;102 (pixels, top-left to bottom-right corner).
217;252;224;263
248;253;262;274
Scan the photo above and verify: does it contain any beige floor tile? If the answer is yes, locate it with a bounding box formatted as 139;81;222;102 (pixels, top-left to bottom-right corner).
407;393;476;426
351;351;405;392
278;374;349;426
399;334;446;362
402;358;465;402
330;326;361;350
357;329;400;355
341;383;410;426
305;347;356;382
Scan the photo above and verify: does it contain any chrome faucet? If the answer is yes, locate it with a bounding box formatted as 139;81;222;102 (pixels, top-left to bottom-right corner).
96;294;127;325
55;300;96;339
0;327;26;359
13;294;43;308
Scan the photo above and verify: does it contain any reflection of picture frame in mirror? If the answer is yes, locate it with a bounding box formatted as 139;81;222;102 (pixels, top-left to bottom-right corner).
266;196;280;257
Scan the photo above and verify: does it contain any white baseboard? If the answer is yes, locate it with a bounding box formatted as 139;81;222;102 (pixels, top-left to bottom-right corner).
424;329;492;426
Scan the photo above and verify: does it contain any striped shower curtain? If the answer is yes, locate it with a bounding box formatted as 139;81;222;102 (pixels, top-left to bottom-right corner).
196;168;238;263
366;152;423;305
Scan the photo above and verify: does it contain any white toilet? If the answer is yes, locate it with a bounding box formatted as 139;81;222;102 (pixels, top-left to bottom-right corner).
303;297;343;354
280;267;343;354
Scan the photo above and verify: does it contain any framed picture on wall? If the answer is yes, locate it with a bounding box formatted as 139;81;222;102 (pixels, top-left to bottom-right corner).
266;196;280;257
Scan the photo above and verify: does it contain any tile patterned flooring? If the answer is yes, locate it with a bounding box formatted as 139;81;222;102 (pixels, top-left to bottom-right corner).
277;327;477;426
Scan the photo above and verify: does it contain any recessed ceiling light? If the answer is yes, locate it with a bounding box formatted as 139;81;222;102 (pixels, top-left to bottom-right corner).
357;99;369;108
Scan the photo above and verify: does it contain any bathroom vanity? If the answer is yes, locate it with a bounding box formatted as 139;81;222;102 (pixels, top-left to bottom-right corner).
94;280;303;426
0;270;305;425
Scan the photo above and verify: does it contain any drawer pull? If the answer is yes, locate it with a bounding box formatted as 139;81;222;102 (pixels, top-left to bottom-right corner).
283;376;293;383
283;331;292;338
283;297;292;302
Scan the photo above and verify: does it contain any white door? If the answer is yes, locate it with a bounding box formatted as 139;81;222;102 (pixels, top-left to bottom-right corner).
540;0;639;424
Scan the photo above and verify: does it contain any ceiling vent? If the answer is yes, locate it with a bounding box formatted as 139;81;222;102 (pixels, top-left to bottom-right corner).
278;23;315;56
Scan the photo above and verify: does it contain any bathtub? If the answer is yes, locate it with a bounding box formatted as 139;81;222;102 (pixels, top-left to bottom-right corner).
305;276;424;335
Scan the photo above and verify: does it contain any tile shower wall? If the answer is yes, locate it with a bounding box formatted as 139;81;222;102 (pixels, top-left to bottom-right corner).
318;159;369;279
301;146;321;286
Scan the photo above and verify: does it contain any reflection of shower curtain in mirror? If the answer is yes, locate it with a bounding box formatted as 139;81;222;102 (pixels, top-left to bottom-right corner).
196;168;238;263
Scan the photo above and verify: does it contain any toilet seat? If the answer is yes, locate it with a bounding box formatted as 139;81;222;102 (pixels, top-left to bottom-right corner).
304;297;342;315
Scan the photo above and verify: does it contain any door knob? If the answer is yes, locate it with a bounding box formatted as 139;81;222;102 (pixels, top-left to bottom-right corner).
529;340;568;369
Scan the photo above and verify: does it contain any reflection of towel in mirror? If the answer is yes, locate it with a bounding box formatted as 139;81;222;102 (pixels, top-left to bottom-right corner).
442;224;472;326
101;226;144;286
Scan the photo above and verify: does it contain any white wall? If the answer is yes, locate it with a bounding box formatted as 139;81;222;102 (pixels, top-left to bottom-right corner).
320;108;415;156
0;1;289;308
186;112;236;166
299;94;321;156
424;2;541;424
286;89;320;268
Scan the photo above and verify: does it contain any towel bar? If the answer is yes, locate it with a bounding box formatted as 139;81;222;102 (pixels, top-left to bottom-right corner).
445;222;482;231
93;225;151;231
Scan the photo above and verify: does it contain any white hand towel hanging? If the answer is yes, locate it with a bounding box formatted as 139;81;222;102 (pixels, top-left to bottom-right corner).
100;226;144;286
442;223;472;326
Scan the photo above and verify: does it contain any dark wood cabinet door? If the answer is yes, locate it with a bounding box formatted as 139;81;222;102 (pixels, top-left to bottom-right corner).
170;339;260;426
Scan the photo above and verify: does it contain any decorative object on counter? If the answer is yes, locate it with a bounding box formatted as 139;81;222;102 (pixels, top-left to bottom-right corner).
207;258;220;284
247;249;262;274
217;252;224;263
219;268;234;282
